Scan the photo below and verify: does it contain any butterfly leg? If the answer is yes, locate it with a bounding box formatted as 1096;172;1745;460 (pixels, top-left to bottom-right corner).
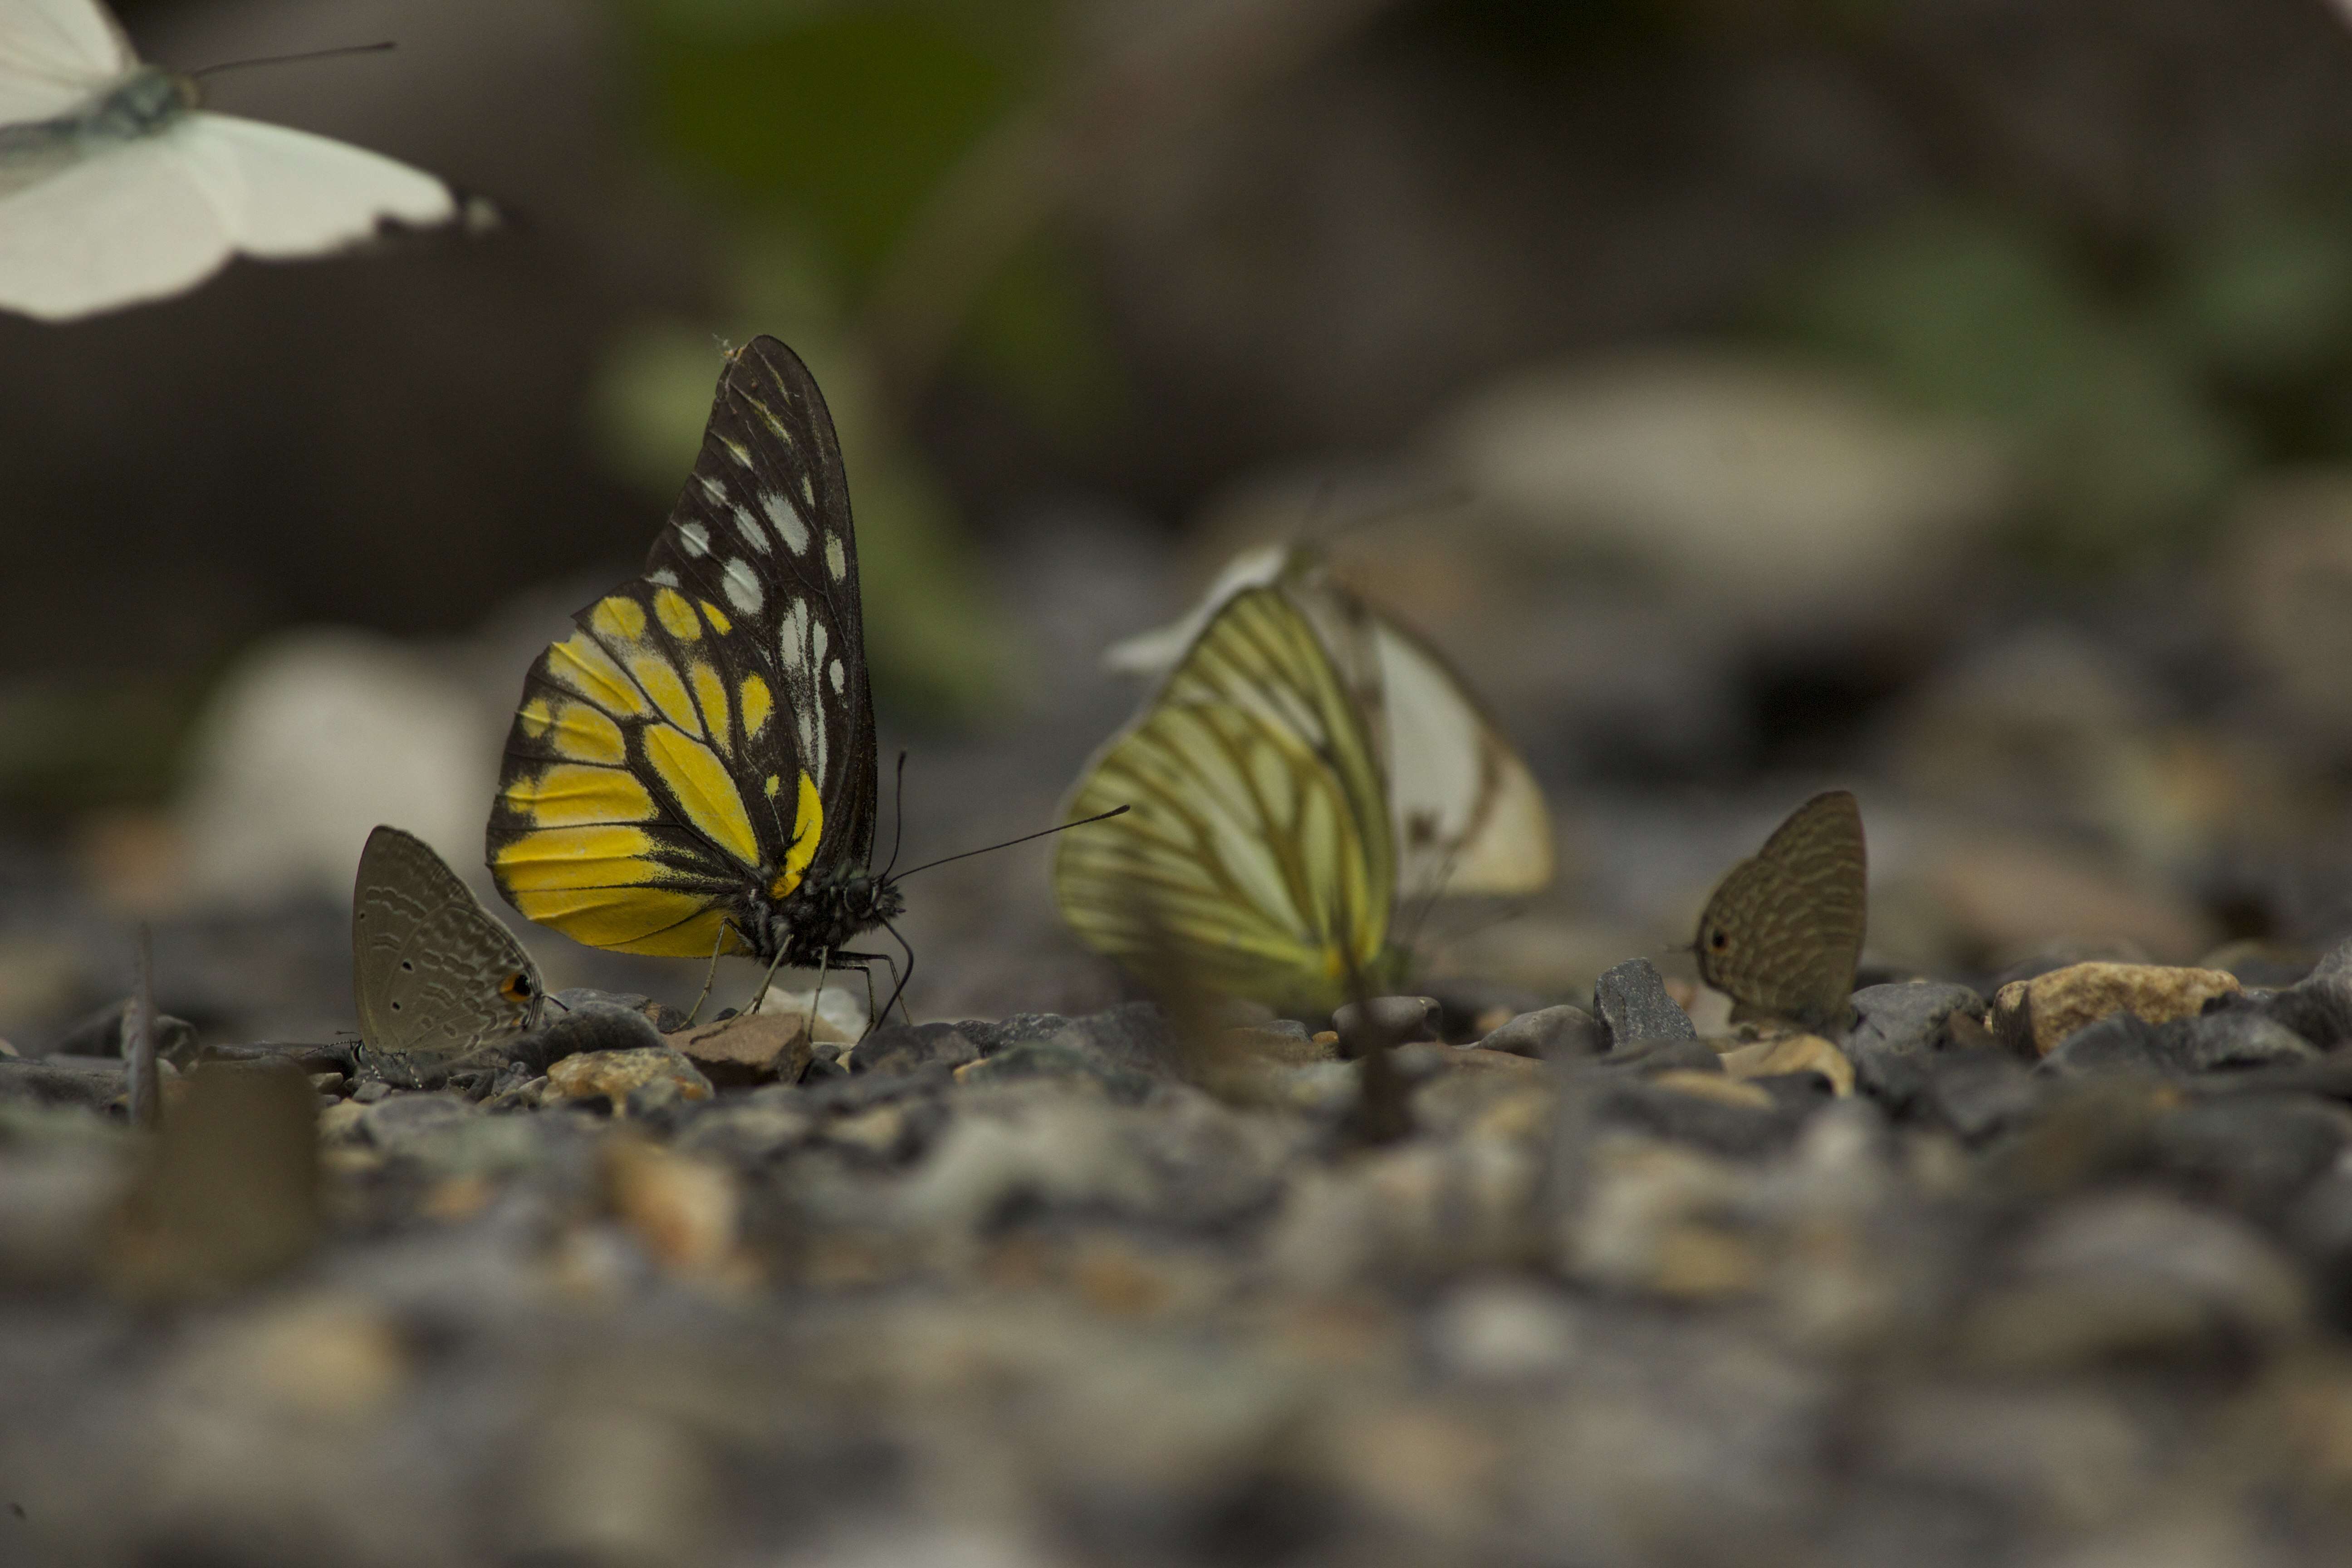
684;923;733;1026
805;948;833;1045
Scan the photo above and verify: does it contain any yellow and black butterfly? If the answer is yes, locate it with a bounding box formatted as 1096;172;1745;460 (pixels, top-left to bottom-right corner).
1055;585;1407;1017
486;336;903;985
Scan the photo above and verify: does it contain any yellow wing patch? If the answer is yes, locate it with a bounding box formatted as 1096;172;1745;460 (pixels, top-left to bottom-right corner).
643;725;758;867
547;632;646;719
502;764;656;828
653;588;701;641
625;651;702;737
769;770;823;899
740;675;772;740
589;596;647;642
691;662;732;750
546;701;626;766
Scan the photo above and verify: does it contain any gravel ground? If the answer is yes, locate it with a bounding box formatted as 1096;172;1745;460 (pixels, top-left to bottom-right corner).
6;945;2352;1567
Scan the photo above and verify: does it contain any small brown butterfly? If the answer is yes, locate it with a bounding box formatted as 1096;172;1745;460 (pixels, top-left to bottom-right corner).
1695;790;1867;1032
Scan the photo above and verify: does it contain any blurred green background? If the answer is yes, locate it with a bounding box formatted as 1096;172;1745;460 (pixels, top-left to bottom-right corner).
7;0;2352;820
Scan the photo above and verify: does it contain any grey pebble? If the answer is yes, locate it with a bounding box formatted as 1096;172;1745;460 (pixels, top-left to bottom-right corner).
1593;958;1696;1048
1478;1004;1603;1060
1842;982;1986;1060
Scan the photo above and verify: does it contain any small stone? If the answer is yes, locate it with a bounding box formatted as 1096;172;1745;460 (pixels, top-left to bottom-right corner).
1584;1037;1722;1077
749;982;866;1044
672;1014;812;1088
2150;1098;2347;1222
821;1104;911;1160
1958;1192;2306;1369
1991;962;2241;1057
1447;1048;1545;1077
951;1034;1156;1103
1333;996;1441;1056
1592;1075;1794;1157
514;1000;666;1072
543;1049;713;1116
850;1021;980;1078
358;1092;477;1151
1477;1004;1603;1060
1426;1281;1580;1381
546;987;688;1032
1651;1071;1775;1111
1922;1051;2040;1142
1593;958;1696;1048
1842;981;1986;1058
2039;1004;2320;1078
1718;1035;1854;1097
603;1137;742;1279
1219;1025;1338;1067
0;1057;126;1111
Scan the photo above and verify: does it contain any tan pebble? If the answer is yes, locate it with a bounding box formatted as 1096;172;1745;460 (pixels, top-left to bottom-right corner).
544;1049;711;1112
603;1137;740;1278
1991;961;2241;1056
823;1105;906;1157
672;1013;810;1087
1312;1030;1340;1047
316;1100;368;1144
1468;1088;1553;1146
1718;1034;1854;1096
1448;1047;1544;1076
1651;1224;1764;1300
421;1175;495;1223
1071;1241;1171;1318
1648;1071;1774;1110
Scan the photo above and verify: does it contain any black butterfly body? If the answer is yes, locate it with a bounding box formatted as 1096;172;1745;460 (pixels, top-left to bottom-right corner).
487;336;902;969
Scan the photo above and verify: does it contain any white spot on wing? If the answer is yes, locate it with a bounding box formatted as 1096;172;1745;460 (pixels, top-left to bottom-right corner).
762;491;808;554
730;504;769;552
773;597;828;783
828;658;844;694
721;558;764;614
647;568;681;588
677;521;711;558
699;475;726;502
824;535;847;581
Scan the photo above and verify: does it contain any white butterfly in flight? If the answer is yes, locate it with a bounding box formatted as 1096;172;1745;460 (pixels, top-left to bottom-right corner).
0;0;465;323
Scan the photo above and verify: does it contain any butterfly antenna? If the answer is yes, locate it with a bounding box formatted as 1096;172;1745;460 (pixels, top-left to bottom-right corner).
893;805;1130;880
881;750;909;880
190;41;395;78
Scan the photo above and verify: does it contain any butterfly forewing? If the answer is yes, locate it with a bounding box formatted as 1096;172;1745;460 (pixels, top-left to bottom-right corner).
488;336;884;964
1695;789;1867;1029
1056;587;1399;1014
353;825;542;1068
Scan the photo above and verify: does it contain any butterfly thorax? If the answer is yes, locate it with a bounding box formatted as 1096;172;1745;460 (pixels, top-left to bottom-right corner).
737;864;904;965
78;67;195;142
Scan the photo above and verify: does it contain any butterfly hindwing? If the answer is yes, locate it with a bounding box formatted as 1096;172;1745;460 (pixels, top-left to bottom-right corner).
353;825;542;1072
1056;586;1400;1015
490;337;894;968
1695;790;1867;1029
1102;543;1552;903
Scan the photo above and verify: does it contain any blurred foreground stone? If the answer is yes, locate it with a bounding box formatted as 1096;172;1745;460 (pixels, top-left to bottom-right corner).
5;972;2352;1564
